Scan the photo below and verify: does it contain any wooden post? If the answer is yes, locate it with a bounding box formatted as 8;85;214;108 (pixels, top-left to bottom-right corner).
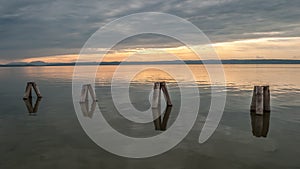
87;84;97;102
80;84;97;103
152;82;172;108
152;82;173;130
23;83;32;99
256;86;264;115
160;82;172;106
152;82;161;108
32;83;42;98
250;86;257;112
80;85;88;103
23;82;42;100
250;86;270;115
263;86;270;112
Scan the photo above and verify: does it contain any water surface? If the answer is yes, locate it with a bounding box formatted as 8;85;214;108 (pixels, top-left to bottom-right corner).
0;64;299;169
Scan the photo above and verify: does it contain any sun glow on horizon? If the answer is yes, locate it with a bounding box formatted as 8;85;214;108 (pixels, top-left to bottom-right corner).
11;36;300;64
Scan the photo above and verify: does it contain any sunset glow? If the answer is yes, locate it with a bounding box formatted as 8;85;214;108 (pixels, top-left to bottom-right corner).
19;36;300;64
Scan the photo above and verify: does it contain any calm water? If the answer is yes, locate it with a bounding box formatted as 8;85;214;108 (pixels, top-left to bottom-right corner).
0;64;299;169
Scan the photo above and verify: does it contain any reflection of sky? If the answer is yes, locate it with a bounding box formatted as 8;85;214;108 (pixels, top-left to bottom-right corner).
18;64;300;92
0;65;299;168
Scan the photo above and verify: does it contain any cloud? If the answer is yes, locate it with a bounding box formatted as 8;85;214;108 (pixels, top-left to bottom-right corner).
0;0;299;61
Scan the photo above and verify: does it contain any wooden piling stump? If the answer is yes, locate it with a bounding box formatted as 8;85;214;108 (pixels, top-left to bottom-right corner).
263;86;270;112
151;82;172;108
80;84;97;103
151;81;173;131
151;82;161;108
250;85;271;115
256;86;264;115
32;83;42;98
160;82;172;106
23;82;42;100
80;85;88;102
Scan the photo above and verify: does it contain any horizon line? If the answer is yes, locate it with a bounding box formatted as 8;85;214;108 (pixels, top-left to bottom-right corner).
1;59;300;67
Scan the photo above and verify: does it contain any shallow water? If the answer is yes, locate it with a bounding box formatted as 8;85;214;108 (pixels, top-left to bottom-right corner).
0;64;299;169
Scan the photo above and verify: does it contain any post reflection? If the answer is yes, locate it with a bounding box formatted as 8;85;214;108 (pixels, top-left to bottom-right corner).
250;112;270;137
80;100;96;118
152;106;172;131
23;98;42;115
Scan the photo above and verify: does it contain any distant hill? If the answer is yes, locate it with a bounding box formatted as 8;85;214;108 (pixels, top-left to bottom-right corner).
29;61;47;66
1;59;300;67
5;61;47;66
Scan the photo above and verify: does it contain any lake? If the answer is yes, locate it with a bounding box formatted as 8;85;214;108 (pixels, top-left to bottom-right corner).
0;64;299;169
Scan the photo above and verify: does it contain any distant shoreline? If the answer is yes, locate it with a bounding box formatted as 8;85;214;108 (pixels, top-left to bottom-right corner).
1;59;300;67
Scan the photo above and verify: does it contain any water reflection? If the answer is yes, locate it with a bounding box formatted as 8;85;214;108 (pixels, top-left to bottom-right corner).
80;101;97;118
22;65;300;92
23;98;42;115
152;106;173;131
250;112;270;137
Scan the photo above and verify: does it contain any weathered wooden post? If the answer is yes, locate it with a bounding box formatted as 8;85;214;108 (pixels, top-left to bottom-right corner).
263;86;270;112
151;81;173;131
23;82;42;100
250;85;270;115
250;85;271;137
160;82;172;106
256;86;264;115
151;82;161;108
151;82;172;108
80;84;97;103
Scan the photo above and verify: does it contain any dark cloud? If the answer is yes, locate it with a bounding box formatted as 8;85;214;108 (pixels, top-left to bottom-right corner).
0;0;299;61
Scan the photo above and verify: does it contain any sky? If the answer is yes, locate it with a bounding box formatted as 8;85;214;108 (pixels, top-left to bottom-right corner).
0;0;300;63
